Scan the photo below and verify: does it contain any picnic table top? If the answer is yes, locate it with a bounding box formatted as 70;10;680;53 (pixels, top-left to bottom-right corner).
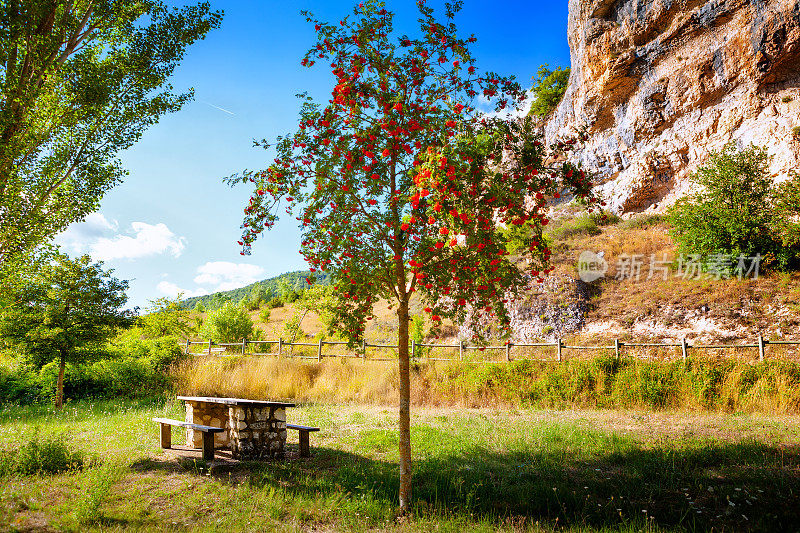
177;396;296;408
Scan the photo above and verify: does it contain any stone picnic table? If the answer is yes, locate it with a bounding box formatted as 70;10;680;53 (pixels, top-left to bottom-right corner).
177;396;295;459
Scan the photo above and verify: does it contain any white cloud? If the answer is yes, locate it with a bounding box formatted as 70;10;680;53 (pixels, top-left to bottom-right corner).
156;262;265;301
193;261;265;290
91;222;186;261
55;215;187;263
477;89;534;120
54;213;118;255
157;281;209;299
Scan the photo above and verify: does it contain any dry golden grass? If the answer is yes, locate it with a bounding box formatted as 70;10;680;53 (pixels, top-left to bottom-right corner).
174;356;401;405
172;349;800;414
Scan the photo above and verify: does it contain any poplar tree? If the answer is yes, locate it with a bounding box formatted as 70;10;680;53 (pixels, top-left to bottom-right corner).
0;1;222;263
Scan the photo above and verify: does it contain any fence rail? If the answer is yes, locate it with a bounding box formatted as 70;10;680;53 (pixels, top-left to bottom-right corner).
183;334;800;363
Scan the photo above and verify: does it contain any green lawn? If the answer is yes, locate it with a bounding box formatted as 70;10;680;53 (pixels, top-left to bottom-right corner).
1;399;799;532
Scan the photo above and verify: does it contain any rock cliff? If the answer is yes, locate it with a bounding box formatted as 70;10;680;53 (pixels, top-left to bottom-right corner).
546;0;800;213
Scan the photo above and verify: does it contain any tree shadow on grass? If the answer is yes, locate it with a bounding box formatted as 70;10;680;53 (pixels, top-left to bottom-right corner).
238;441;800;532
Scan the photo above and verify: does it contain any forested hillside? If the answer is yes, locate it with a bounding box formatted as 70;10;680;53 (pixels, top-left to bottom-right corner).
182;270;330;310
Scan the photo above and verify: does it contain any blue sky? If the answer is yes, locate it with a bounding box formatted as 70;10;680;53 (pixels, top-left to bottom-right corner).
55;0;570;310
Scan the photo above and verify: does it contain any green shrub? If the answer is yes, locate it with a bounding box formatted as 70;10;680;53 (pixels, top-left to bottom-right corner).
592;210;619;226
37;357;172;402
442;358;800;412
547;214;601;241
410;315;430;358
266;297;283;309
527;64;570;118
200;302;260;343
0;433;85;476
281;312;304;343
138;296;192;338
0;360;43;404
619;213;665;230
668;143;800;270
611;363;682;408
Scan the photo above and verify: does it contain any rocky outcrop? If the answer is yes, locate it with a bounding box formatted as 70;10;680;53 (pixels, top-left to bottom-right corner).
546;0;800;213
457;276;592;342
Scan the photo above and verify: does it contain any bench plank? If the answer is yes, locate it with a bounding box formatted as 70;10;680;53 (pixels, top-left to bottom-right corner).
152;417;225;433
286;423;320;432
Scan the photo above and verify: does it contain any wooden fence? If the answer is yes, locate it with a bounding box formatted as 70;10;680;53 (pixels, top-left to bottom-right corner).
184;335;800;363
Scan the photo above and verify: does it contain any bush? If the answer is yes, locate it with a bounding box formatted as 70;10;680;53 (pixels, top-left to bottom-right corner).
0;433;85;476
200;302;260;343
527;64;570;118
109;333;184;370
668;143;800;270
547;214;601;241
138;296;192;338
619;213;665;230
281;312;304;343
0;359;43;404
37;357;173;401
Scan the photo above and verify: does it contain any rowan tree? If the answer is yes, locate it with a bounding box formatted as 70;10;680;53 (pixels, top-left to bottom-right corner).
227;0;599;513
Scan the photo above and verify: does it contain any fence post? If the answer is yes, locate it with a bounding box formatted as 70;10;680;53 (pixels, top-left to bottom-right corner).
411;339;416;359
185;339;190;355
317;338;323;362
506;341;512;362
278;338;283;357
614;338;621;359
242;337;247;356
362;340;367;361
758;334;765;362
556;338;562;362
681;338;688;361
207;340;212;356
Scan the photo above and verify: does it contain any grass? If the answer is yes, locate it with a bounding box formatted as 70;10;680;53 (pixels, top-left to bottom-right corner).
173;355;800;414
1;398;800;531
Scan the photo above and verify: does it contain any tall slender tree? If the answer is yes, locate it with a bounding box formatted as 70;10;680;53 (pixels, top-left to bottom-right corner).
227;0;599;513
0;1;222;263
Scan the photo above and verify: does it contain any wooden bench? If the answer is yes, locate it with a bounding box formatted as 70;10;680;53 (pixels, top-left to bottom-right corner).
286;423;320;457
153;418;225;461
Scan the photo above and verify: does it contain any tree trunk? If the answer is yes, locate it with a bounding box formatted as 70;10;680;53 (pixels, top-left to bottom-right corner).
397;299;412;514
55;350;66;409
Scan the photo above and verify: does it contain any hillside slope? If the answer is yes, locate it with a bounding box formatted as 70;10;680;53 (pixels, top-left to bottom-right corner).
187;211;800;353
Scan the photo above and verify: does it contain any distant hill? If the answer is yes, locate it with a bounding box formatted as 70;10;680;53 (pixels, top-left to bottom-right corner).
182;270;331;310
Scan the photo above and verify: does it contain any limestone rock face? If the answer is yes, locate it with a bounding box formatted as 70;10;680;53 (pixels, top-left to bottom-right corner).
546;0;800;213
